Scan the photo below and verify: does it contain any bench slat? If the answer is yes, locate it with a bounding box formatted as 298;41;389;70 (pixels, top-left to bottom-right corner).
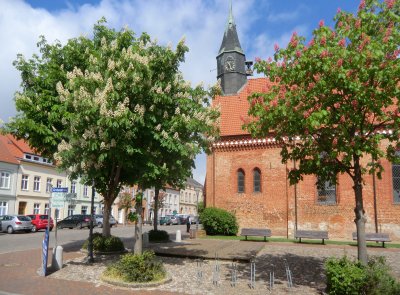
352;232;391;247
240;228;271;241
295;230;329;244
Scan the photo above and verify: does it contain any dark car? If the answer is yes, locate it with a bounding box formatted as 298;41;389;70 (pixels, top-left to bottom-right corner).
27;214;54;232
56;214;94;229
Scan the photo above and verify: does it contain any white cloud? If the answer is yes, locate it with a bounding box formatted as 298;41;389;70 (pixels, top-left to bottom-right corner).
0;0;307;184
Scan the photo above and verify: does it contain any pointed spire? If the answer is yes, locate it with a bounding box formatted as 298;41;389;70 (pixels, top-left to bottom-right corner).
228;0;234;26
219;0;243;54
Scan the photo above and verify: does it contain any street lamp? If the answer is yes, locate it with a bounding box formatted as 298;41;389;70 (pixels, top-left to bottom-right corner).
195;187;201;230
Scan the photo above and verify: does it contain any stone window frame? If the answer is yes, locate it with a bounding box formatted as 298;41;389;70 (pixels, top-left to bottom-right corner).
0;171;11;189
237;169;245;193
253;168;261;193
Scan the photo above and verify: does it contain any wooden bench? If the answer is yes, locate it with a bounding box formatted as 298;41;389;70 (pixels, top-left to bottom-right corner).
240;228;271;241
295;230;329;244
352;232;391;247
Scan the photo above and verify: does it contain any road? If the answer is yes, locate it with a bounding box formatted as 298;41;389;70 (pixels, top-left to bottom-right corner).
0;224;188;254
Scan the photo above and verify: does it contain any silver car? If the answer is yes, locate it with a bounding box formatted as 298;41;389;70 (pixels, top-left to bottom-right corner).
94;214;117;228
0;215;33;234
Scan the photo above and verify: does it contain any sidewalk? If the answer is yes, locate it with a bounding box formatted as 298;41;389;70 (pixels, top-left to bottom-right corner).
1;234;399;295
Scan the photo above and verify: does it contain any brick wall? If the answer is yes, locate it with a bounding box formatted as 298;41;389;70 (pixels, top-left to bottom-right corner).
206;144;400;241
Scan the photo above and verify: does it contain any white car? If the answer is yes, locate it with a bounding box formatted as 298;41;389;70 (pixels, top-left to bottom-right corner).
94;214;117;228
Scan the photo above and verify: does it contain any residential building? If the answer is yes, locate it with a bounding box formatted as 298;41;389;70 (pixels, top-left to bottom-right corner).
205;7;400;240
179;178;203;215
1;134;101;220
0;136;19;215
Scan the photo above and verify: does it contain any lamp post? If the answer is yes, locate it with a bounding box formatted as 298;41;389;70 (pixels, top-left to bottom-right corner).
88;181;95;263
195;188;200;230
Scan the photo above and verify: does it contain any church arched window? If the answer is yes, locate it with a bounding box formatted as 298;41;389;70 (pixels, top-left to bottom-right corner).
253;168;261;192
237;169;245;193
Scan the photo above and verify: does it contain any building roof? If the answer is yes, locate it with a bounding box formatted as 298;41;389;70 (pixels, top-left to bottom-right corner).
218;2;243;55
213;77;272;137
0;135;19;165
186;177;203;189
4;134;36;158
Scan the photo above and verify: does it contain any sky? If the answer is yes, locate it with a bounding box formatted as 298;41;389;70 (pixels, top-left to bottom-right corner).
0;0;360;184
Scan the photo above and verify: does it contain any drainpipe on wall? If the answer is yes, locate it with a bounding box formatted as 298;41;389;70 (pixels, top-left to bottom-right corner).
293;159;298;233
372;158;378;233
286;162;289;239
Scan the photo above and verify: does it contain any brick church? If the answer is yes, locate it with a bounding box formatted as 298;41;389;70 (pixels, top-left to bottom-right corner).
205;7;400;241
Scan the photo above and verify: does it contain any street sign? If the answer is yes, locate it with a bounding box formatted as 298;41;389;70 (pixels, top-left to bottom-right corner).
51;187;68;209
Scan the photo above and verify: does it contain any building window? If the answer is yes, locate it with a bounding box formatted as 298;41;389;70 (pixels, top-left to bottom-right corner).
46;178;52;193
56;179;62;188
33;203;40;214
71;181;76;194
21;175;28;190
237;169;245;193
0;201;8;215
68;205;75;216
93;206;96;214
253;168;261;192
44;203;49;215
81;206;88;214
83;185;88;197
33;176;41;192
317;178;337;204
392;159;400;203
0;172;11;189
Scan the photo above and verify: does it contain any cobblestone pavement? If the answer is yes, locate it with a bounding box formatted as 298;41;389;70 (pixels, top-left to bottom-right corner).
49;242;400;295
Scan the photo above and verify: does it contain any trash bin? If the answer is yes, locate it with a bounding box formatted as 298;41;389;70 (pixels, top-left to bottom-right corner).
189;229;197;239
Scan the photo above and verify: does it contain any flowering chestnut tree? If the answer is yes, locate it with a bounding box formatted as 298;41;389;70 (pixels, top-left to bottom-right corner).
7;20;219;239
245;0;399;264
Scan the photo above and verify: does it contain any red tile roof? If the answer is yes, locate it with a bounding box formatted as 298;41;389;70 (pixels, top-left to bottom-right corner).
213;77;272;137
0;135;19;164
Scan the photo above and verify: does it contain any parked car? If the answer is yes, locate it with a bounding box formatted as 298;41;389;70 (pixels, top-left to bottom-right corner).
94;214;117;228
56;214;94;229
0;215;33;234
167;215;179;225
27;214;54;232
159;216;171;225
176;214;189;224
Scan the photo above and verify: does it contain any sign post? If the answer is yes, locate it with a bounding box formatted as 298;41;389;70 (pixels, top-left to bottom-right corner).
49;187;68;271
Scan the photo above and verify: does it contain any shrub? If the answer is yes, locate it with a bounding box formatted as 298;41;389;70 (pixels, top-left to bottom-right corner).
103;250;166;283
148;230;169;242
325;256;400;295
82;233;125;252
199;207;238;236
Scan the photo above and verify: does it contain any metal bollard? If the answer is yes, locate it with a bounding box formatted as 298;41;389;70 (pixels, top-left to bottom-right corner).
249;256;256;289
269;264;275;290
231;261;238;287
284;259;293;288
176;230;181;242
213;252;220;286
196;258;203;284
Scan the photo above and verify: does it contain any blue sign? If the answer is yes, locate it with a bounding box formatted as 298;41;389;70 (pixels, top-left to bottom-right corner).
52;187;68;193
41;229;50;276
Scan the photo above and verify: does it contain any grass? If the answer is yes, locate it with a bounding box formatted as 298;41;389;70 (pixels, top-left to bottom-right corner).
201;235;400;248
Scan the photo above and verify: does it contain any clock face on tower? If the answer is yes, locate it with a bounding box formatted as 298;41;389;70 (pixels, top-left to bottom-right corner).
224;56;235;72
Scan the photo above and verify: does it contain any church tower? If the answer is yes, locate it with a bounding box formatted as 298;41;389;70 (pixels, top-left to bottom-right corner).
216;2;247;95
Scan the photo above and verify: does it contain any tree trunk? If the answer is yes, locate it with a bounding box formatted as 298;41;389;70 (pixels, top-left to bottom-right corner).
153;187;159;232
353;156;368;265
134;197;143;255
102;197;112;237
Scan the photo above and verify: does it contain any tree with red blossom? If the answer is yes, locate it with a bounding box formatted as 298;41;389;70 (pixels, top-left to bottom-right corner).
245;0;399;264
